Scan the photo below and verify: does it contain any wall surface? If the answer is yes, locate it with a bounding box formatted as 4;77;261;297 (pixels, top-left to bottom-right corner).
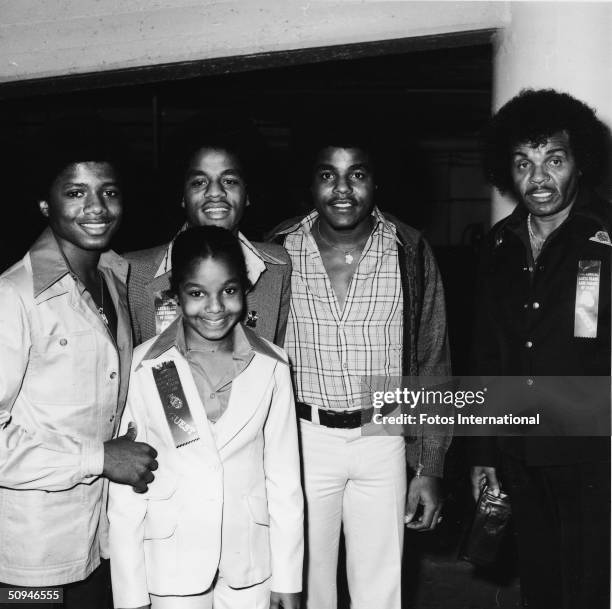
491;1;612;222
0;0;508;83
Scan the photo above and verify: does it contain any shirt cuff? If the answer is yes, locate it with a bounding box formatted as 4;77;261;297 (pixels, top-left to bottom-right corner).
81;439;105;479
406;442;447;478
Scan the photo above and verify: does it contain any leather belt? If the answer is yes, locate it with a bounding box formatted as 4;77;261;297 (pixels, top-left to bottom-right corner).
296;401;399;429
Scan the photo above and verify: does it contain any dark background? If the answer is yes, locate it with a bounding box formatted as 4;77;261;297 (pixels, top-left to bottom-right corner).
0;43;491;261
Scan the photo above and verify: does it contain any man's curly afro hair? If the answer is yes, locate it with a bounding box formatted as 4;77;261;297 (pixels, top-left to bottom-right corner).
483;89;610;194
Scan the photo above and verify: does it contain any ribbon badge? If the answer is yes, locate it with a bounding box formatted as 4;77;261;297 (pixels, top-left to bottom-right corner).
151;361;200;448
574;260;601;339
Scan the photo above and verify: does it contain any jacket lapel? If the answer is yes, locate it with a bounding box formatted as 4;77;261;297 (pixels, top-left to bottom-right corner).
212;353;277;452
245;266;278;338
146;270;172;302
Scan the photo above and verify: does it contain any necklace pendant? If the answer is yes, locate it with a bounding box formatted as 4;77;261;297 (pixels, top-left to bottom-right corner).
344;253;354;265
98;307;109;326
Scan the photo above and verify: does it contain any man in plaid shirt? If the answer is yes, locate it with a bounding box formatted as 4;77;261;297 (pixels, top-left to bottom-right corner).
272;129;451;609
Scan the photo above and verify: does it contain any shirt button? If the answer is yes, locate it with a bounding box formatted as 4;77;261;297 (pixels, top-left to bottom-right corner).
59;338;68;346
110;371;117;379
342;363;348;369
525;341;533;348
533;302;540;309
109;415;115;422
210;393;216;399
526;378;534;386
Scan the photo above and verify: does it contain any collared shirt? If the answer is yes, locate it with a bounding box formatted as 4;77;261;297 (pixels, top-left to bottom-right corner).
284;207;403;410
155;226;266;288
175;320;255;422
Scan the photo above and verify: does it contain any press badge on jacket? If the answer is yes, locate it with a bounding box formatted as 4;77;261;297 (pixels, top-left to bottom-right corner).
574;260;601;338
155;290;178;335
152;361;200;448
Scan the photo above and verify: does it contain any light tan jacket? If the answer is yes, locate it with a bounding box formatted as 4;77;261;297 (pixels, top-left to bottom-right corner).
0;228;132;586
108;320;303;609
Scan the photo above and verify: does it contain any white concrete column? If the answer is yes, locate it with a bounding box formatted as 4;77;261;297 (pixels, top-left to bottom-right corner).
491;2;612;225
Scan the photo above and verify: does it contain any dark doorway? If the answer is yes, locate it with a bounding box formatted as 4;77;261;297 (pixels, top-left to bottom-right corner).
0;41;492;263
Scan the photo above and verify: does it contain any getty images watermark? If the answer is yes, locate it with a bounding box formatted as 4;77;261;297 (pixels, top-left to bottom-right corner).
370;386;542;426
360;376;611;437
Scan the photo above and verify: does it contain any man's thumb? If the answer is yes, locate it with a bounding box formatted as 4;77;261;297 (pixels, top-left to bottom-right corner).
124;422;137;441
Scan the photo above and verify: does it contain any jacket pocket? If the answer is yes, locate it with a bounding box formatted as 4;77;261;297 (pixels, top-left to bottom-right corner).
144;496;178;540
1;485;89;568
26;331;96;405
246;495;271;576
247;495;270;526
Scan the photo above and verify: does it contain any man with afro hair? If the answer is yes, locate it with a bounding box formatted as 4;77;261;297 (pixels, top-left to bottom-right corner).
470;89;611;609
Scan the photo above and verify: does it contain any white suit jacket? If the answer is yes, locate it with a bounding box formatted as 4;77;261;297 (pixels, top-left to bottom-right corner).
108;320;303;609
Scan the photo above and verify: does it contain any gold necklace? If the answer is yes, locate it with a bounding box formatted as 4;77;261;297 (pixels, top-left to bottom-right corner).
527;213;546;256
316;220;363;265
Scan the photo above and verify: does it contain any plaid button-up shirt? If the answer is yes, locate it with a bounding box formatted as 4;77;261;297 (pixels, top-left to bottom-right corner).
284;208;403;410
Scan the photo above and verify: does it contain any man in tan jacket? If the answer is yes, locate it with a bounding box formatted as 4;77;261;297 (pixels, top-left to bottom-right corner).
0;130;157;608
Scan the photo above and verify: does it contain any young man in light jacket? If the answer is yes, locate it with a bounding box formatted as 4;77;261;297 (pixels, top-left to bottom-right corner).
0;130;157;608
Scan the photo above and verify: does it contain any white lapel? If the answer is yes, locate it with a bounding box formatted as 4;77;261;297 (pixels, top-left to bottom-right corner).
212;353;277;452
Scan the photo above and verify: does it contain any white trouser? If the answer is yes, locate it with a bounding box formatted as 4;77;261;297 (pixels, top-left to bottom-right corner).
299;419;407;609
150;577;270;609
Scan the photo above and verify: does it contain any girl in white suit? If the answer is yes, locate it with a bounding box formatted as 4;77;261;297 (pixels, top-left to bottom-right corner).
109;226;303;609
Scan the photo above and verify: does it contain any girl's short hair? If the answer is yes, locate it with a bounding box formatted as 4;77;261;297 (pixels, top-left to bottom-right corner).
170;226;250;295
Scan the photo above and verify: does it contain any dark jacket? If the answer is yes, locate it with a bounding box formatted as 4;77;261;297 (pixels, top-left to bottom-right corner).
470;189;611;466
125;239;292;346
270;211;452;477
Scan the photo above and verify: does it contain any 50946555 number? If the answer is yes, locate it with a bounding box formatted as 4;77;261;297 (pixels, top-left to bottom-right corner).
0;588;62;603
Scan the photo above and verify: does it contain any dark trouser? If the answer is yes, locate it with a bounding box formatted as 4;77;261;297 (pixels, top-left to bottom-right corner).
501;456;610;609
1;559;112;609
